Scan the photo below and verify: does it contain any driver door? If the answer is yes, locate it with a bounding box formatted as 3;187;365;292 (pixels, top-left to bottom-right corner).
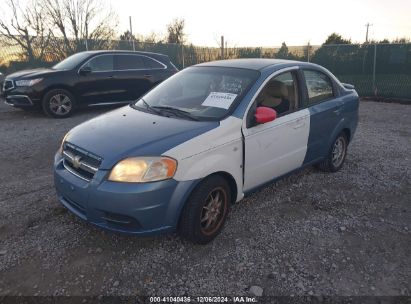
242;69;310;191
76;54;122;104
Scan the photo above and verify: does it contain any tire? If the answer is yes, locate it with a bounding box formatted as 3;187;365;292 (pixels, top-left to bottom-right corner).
317;132;348;172
178;175;231;245
42;89;76;118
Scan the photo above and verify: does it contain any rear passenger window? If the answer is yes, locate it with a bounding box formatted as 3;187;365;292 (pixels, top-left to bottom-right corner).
255;71;298;117
115;55;145;70
144;57;165;69
303;70;334;104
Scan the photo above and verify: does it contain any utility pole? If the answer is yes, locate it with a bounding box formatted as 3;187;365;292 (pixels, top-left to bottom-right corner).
365;23;373;43
129;16;135;51
181;43;185;69
221;36;225;60
225;41;227;58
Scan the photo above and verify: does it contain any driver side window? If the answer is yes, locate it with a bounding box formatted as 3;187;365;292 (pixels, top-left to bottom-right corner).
256;71;298;116
84;55;114;72
247;71;299;128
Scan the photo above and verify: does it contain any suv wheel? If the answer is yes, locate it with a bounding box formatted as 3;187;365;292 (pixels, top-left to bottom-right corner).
178;175;231;244
317;132;348;172
42;89;76;118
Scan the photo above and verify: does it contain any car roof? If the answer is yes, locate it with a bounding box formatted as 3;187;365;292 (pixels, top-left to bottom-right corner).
81;50;169;58
195;58;304;71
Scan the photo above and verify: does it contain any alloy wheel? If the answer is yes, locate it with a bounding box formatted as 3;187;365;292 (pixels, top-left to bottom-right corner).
49;94;72;115
200;187;227;236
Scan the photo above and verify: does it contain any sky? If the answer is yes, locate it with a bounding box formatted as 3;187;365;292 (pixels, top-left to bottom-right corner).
115;0;411;47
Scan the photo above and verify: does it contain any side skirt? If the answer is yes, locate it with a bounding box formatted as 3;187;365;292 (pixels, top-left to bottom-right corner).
243;157;324;198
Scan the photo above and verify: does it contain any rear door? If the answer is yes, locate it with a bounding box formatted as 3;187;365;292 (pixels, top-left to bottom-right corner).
113;54;155;101
141;56;172;85
242;68;310;191
301;69;344;163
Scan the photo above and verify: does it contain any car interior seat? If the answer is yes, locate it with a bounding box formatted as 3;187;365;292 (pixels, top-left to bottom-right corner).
258;80;290;115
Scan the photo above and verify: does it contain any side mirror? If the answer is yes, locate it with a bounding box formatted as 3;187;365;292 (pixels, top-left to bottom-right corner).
79;66;92;75
254;106;277;124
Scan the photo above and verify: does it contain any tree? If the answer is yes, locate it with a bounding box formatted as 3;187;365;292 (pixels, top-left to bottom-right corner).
275;42;298;59
43;0;119;57
166;18;185;44
142;32;162;44
0;0;51;62
323;33;351;45
378;39;390;44
391;37;410;43
276;42;290;58
120;30;136;41
237;47;262;58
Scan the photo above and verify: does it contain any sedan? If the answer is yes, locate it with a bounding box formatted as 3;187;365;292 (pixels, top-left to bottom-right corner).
54;59;359;244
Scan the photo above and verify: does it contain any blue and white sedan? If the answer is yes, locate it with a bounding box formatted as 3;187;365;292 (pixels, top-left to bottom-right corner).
54;59;359;244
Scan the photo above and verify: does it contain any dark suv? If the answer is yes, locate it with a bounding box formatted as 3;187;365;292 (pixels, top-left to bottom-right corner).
1;50;178;118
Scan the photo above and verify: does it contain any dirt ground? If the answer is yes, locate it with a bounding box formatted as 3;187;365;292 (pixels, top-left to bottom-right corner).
0;100;410;297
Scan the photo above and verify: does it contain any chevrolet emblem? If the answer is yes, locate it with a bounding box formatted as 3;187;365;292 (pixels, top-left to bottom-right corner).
72;155;82;169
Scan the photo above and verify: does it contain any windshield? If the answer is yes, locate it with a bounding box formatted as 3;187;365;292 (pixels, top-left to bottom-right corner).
133;66;260;120
52;52;91;70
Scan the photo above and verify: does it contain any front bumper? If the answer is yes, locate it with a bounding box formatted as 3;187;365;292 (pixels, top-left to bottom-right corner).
53;153;198;235
5;95;36;107
3;87;41;107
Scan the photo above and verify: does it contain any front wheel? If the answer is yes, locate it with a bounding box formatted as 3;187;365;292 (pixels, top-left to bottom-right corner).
317;132;348;172
178;175;231;244
42;89;76;118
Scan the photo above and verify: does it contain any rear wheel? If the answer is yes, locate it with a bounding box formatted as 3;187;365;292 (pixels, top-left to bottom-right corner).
42;89;76;118
317;132;348;172
178;175;231;244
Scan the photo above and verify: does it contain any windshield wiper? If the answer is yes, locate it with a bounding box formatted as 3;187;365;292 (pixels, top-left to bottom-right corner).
151;106;199;121
131;99;162;115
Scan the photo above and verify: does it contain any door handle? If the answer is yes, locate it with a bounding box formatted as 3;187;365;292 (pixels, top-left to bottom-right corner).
144;74;153;78
334;108;342;115
107;75;114;79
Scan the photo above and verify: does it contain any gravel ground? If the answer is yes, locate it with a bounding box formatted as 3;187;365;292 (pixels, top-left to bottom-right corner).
0;100;410;297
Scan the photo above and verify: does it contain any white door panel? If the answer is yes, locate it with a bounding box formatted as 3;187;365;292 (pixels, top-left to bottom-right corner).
243;108;310;191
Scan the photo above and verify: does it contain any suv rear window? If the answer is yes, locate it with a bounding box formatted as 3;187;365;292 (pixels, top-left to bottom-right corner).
144;57;165;69
115;55;145;70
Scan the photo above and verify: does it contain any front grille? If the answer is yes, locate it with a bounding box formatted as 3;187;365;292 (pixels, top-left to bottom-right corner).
62;142;102;181
3;80;14;91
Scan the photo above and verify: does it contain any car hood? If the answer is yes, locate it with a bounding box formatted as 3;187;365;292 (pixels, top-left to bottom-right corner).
65;106;218;169
6;68;62;80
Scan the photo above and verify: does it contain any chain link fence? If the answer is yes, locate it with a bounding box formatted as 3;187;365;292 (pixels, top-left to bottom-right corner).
309;44;411;99
1;35;410;99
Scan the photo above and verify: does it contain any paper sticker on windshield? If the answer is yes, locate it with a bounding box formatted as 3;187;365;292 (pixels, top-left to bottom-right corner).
202;92;237;109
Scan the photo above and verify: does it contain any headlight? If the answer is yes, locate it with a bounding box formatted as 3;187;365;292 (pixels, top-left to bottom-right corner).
59;132;69;154
108;157;177;183
15;78;43;87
